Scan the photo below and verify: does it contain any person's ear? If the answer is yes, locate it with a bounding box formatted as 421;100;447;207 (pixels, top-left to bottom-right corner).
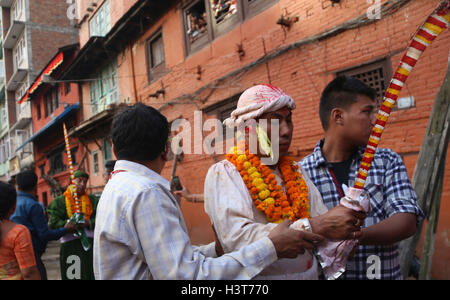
112;145;117;159
161;141;171;162
330;108;345;126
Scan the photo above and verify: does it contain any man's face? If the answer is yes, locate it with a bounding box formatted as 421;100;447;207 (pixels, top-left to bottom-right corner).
258;107;293;157
73;177;88;195
341;95;378;147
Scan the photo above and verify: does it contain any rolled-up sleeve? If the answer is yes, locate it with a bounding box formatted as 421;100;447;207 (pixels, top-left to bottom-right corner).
126;185;277;280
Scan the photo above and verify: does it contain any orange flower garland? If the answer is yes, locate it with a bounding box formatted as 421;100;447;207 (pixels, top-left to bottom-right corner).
226;145;310;223
64;186;93;220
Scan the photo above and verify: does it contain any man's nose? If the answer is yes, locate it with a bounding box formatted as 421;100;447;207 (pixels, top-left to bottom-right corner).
279;120;290;137
370;111;377;126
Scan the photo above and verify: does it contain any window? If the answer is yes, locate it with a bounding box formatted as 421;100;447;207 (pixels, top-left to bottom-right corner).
337;58;392;102
89;60;119;116
89;0;111;37
64;82;71;95
16;80;28;102
39;163;45;177
44;88;60;117
12;0;25;22
146;31;166;82
101;138;112;167
92;150;99;176
185;0;210;53
1;107;7;126
70;147;78;165
183;0;278;55
0;143;6;164
48;148;66;175
13;34;27;71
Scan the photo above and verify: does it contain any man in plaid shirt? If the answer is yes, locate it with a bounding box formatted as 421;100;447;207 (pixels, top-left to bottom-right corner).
300;76;424;279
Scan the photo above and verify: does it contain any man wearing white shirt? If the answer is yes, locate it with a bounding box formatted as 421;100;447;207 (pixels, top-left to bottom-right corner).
93;103;324;280
204;85;366;279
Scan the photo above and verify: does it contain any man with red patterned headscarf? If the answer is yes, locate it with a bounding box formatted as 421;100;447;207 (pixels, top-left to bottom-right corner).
204;84;365;279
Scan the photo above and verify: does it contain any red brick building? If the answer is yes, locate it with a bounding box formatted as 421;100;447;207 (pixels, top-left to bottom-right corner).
61;0;449;278
0;0;78;182
17;44;83;209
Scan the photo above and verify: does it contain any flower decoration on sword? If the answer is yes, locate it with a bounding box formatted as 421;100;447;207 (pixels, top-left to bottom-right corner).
63;122;91;251
355;0;450;191
316;0;450;280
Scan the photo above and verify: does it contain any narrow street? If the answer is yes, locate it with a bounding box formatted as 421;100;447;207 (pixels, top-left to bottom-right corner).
42;241;61;280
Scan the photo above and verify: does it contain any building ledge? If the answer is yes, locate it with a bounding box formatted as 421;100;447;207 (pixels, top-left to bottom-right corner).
9;117;31;132
4;20;25;49
6;68;28;91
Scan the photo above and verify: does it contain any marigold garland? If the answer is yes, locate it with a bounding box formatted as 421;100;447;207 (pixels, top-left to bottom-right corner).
64;186;93;220
226;145;310;223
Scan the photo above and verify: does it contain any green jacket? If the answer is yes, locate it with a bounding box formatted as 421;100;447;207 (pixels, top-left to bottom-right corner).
47;193;99;230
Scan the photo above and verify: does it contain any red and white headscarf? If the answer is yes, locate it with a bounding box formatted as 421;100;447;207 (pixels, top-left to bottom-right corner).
223;84;296;127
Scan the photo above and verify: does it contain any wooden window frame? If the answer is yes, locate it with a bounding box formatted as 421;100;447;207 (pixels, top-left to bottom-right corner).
92;150;99;176
146;29;166;83
182;0;278;56
48;146;66;175
89;0;111;37
44;87;60;117
182;0;213;55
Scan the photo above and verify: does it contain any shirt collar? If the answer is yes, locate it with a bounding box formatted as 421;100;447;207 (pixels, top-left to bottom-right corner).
17;191;37;201
312;139;328;168
313;139;366;168
113;160;170;190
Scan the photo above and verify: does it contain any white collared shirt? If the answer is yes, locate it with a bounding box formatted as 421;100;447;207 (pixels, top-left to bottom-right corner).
204;160;328;280
94;160;278;280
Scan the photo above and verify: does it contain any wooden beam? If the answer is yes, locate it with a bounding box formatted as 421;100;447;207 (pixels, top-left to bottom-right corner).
399;54;450;278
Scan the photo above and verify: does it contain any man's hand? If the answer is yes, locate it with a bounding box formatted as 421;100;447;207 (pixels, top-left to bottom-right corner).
309;205;366;241
64;221;76;234
268;220;324;259
82;219;91;229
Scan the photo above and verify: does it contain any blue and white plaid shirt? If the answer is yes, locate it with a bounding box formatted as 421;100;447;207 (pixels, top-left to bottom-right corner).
300;140;424;280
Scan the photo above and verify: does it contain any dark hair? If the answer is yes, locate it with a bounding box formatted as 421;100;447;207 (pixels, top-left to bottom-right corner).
111;103;169;161
16;170;38;192
105;160;116;170
0;182;17;221
319;75;377;130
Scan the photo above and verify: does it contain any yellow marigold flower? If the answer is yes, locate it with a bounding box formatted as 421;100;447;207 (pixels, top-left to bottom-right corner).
249;171;261;180
263;197;275;206
243;161;252;170
259;189;270;200
256;183;268;191
247;167;258;175
237;155;247;163
252;178;264;186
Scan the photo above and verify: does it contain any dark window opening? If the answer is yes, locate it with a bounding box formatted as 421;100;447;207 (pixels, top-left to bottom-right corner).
48;147;66;175
147;31;166;82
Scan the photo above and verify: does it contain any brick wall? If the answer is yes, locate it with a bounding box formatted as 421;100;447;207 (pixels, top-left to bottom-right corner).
113;0;450;278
